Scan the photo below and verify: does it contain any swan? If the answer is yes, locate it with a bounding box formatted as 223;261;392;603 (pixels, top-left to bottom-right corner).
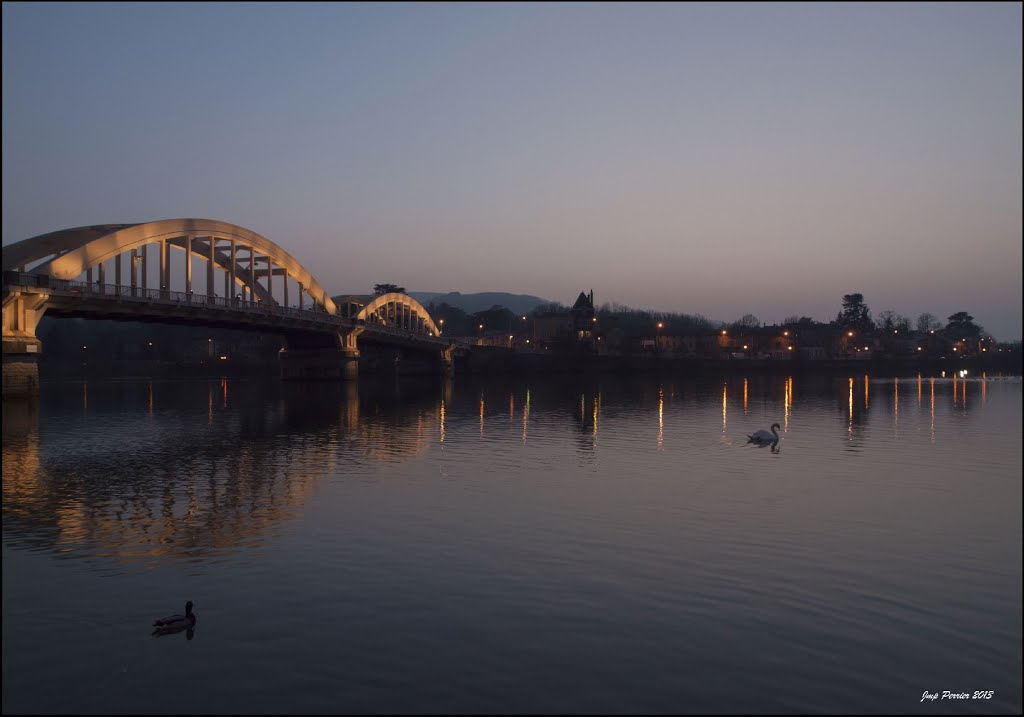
747;423;780;443
152;601;196;635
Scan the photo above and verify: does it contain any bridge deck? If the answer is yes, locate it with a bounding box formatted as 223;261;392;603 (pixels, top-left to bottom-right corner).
3;272;454;349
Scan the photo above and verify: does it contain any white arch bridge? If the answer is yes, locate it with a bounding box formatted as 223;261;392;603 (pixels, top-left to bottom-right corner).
2;219;461;396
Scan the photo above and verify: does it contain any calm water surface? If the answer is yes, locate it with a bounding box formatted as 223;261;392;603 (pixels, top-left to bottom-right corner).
2;373;1021;714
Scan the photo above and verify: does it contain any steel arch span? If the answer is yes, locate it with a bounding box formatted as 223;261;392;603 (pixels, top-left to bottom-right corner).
356;293;441;337
1;219;337;313
333;292;441;337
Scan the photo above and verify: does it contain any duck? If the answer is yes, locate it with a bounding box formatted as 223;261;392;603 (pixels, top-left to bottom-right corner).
747;423;780;443
152;601;196;635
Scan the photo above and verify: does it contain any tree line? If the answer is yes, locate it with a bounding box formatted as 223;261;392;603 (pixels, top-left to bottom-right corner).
386;281;1000;341
830;292;986;339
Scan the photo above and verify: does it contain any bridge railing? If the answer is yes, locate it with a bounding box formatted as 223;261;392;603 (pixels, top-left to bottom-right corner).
3;271;338;323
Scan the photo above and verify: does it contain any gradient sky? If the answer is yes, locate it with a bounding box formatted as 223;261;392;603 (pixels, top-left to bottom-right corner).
3;2;1021;338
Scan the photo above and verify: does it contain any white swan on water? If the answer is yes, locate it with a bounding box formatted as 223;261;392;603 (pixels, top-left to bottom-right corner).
747;423;780;443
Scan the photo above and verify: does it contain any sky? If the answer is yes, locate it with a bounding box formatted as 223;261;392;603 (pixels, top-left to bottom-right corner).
3;2;1021;339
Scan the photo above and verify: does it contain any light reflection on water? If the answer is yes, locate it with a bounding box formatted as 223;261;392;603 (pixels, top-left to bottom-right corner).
2;374;1022;714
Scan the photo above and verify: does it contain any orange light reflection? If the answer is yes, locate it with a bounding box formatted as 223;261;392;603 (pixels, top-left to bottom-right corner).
658;387;664;450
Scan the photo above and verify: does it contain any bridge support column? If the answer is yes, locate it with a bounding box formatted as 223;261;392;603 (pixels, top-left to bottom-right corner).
279;329;362;382
2;287;48;398
339;328;361;381
340;347;360;381
440;345;456;378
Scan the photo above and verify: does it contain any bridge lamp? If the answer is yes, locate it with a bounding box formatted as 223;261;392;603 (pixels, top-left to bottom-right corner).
848;331;854;337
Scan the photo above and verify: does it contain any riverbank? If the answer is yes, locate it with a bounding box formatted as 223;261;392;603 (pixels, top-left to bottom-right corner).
457;347;1022;377
26;350;1022;382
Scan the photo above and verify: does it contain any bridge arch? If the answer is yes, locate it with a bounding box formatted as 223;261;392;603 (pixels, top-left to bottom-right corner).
1;219;337;313
333;293;440;336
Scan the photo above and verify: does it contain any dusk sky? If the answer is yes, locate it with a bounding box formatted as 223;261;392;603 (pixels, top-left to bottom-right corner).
3;3;1021;338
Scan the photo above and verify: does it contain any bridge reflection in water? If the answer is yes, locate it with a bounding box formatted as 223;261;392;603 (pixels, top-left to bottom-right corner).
1;379;443;563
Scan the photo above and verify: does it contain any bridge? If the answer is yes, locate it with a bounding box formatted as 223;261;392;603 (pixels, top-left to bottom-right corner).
2;219;462;396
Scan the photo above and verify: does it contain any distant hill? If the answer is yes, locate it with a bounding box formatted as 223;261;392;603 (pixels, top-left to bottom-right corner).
409;291;555;316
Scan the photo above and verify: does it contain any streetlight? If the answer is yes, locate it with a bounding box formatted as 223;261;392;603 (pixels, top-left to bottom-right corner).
439;318;445;335
656;322;664;353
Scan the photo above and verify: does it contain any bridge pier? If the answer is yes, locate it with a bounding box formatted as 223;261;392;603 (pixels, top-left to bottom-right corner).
441;346;456;378
2;285;48;398
280;347;360;381
280;328;362;382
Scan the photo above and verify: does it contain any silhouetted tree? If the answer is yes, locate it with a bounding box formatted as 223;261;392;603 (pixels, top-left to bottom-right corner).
425;301;471;335
373;283;406;295
784;316;817;327
471;305;516;334
591;304;711;336
836;293;873;334
733;314;761;329
943;311;984;339
875;310;910;333
876;309;897;332
916;312;942;333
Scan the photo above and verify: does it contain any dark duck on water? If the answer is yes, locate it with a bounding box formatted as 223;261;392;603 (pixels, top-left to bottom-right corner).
152;601;196;636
